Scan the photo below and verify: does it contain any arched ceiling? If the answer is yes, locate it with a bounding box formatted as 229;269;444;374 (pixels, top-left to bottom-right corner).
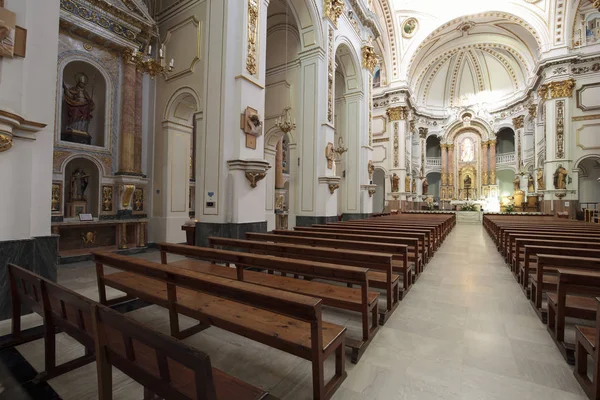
409;14;540;112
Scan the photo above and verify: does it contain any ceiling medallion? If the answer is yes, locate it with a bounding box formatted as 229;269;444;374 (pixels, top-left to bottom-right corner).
402;17;418;38
456;21;475;34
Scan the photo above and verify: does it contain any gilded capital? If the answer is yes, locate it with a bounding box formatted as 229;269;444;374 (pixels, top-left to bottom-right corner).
528;104;538;119
418;127;428;139
512;115;525;130
538;79;576;100
324;0;345;27
362;44;378;74
386;106;408;121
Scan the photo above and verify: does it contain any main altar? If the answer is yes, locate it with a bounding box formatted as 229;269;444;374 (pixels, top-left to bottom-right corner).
439;112;500;212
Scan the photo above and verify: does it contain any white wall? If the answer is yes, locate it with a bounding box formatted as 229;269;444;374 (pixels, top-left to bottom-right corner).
0;0;60;241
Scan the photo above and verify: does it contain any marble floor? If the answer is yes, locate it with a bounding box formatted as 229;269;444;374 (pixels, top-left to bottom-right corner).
0;224;590;399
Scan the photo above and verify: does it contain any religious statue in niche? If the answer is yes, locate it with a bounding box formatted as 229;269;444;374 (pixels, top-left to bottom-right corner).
391;173;400;192
528;174;535;192
422;178;429;195
325;142;335;170
412;179;417;193
66;168;90;217
553;164;568;190
62;73;95;145
513;175;521;192
464;175;472;188
405;175;410;193
461;137;474;163
368;160;375;183
537;168;545;190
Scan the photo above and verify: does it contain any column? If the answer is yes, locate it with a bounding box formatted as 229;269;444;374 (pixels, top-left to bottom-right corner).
118;55;137;175
275;138;284;189
489;140;497;185
440;144;447;200
134;70;143;174
481;141;489;186
448;144;454;198
386;105;408;195
513;115;524;171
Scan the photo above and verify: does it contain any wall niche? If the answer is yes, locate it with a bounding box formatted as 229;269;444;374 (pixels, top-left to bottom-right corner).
61;61;107;147
64;157;100;218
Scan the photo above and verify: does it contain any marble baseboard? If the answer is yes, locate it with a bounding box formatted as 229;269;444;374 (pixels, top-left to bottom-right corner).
0;236;58;320
195;221;267;247
295;216;339;227
341;213;372;221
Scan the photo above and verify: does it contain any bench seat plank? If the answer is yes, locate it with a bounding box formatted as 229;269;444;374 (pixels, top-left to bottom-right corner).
104;271;345;355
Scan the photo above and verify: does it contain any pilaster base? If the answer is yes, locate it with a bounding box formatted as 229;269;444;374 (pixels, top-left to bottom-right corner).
295;215;339;227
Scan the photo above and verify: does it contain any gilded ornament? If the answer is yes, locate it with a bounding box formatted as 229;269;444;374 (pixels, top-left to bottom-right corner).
418;127;428;139
368;187;377;197
328;183;340;194
328;27;334;123
512;115;524;130
133;188;144;211
393;122;399;168
121;184;135;208
386;106;407;121
51;184;61;212
246;0;259;76
362;44;378;74
0;134;13;152
81;231;97;245
538;79;576;100
102;186;113;211
245;171;266;188
324;0;345;27
556;100;565;159
528;104;537;119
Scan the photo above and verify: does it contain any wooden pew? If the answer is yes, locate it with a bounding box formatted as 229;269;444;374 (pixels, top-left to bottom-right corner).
9;264;271;400
518;243;600;294
245;231;414;287
158;242;379;362
530;254;600;323
272;229;424;275
293;226;429;266
93;252;347;400
547;269;600;365
337;219;447;245
205;237;400;319
307;224;434;258
574;297;600;400
328;221;441;249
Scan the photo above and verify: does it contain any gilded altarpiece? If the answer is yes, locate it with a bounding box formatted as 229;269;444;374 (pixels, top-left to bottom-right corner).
453;132;481;200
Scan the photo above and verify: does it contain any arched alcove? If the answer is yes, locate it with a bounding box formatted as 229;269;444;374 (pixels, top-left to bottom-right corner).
64;157;100;218
426;171;441;199
426;135;441;157
373;168;386;213
577;155;600;204
496;128;516;154
61;61;107;147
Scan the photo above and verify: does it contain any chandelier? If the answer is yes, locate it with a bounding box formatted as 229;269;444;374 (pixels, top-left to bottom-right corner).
126;43;175;78
276;107;296;133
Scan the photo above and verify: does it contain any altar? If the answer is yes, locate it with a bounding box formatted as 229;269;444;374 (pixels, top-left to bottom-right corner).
449;199;500;213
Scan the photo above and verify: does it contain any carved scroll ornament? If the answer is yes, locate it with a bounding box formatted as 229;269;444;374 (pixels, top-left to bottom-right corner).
324;0;345;27
362;43;378;74
246;171;266;188
538;79;576;100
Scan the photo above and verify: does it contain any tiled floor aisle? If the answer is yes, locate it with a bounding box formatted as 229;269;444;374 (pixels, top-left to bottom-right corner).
0;224;590;399
333;223;588;400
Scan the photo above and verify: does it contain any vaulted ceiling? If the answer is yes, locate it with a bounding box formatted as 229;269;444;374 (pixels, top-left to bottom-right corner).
409;14;540;111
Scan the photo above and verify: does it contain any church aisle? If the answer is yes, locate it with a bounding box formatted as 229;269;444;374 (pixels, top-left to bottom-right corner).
332;223;587;400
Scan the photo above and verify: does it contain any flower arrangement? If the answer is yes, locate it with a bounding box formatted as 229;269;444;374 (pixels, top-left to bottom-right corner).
461;203;478;212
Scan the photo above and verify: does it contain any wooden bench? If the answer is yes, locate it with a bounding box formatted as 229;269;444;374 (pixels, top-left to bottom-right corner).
504;231;600;264
93;252;347;400
327;221;440;250
246;231;414;287
547;269;600;365
574;297;600;400
519;243;600;295
8;264;271;400
272;229;423;275
292;226;428;268
531;254;600;323
158;242;379;362
338;219;446;246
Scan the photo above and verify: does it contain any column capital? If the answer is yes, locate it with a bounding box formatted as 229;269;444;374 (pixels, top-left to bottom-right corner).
386;106;409;121
512;115;525;130
324;0;345;28
418;127;428;138
537;79;576;101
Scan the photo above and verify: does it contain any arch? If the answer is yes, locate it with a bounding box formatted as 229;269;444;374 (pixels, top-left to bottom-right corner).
284;0;323;50
373;167;387;213
64;156;102;217
575;153;600;169
446;122;491;143
163;86;201;126
334;39;364;93
60;152;109;177
264;125;297;153
56;54;116;148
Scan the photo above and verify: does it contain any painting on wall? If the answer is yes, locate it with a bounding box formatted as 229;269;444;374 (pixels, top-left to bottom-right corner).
402;17;418;38
0;7;16;58
373;65;381;88
586;12;600;45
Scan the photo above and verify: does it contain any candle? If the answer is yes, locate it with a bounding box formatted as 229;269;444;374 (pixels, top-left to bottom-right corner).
148;45;152;55
169;59;174;68
159;48;163;58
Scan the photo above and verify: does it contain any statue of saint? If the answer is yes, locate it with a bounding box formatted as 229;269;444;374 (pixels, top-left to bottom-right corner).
70;168;90;202
63;73;95;134
461;138;474;162
391;173;400;192
412;179;417;193
368;160;375;183
528;174;535;192
553;164;568;189
325;142;335;170
464;175;472;187
536;168;545;190
513;175;521;192
422;178;429;195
